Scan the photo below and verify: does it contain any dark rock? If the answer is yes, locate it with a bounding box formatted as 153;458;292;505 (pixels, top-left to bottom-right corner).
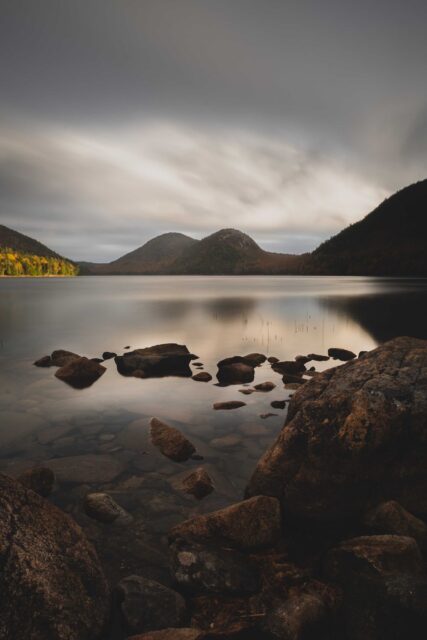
33;355;52;367
268;356;279;363
170;540;260;594
170;496;281;550
217;362;255;385
192;372;212;382
213;401;246;410
323;535;427;640
254;381;276;392
242;353;267;366
271;400;287;409
0;473;109;639
91;357;104;363
282;373;305;384
50;349;81;366
55;356;106;389
272;360;306;375
358;350;368;358
45;453;125;484
295;355;310;364
239;388;255;395
127;631;203;640
364;501;427;550
327;347;356;361
306;353;330;362
102;351;117;360
115;343;196;378
84;492;131;523
150;417;196;462
246;337;427;523
116;575;186;634
182;468;214;499
17;466;55;497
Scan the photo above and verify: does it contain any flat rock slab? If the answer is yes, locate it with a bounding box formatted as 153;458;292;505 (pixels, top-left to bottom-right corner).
45;454;125;484
246;336;427;522
0;473;109;639
115;343;196;378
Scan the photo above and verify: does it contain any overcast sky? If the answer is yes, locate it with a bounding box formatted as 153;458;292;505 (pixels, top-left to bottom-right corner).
1;0;426;261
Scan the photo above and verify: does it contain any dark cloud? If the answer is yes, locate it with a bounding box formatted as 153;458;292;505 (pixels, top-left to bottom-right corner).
0;0;426;259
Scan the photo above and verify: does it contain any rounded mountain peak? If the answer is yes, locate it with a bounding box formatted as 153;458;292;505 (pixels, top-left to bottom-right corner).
204;228;262;253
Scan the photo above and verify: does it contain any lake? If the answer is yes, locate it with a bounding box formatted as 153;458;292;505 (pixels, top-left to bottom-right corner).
1;275;426;615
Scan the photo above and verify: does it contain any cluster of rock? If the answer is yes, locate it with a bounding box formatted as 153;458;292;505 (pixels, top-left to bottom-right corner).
34;349;106;389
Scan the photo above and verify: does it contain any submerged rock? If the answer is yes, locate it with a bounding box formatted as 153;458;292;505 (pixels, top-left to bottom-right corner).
116;575;186;634
170;540;260;594
216;362;255;385
363;500;427;550
17;466;55;497
0;473;109;639
192;372;212;382
84;491;131;524
247;337;427;523
55;356;106;389
323;535;427;640
210;434;242;449
150;417;196;462
33;355;53;367
181;468;214;499
327;347;356;361
213;401;246;410
170;495;281;550
45;453;125;484
115;343;196;378
254;381;276;392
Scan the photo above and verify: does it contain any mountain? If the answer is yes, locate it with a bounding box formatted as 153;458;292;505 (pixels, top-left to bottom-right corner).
303;179;427;276
0;224;78;276
171;228;302;274
81;232;198;274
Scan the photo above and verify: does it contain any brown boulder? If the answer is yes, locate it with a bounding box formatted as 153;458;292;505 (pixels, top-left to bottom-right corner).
364;500;427;550
0;473;109;639
84;492;131;524
213;401;246;410
150;417;196;462
182;468;214;499
55;356;106;389
115;343;196;378
242;353;267;366
170;495;281;550
254;381;276;392
327;347;356;361
216;362;255;385
271;361;306;376
323;535;427;640
192;372;212;382
246;337;427;523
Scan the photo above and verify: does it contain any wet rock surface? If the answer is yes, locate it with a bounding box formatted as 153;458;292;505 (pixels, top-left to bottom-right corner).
116;575;187;634
216;362;255;385
115;344;196;378
181;468;214;499
327;347;356;361
55;356;106;389
247;337;427;523
150;417;196;462
363;500;427;550
84;491;131;523
271;360;306;376
0;473;109;640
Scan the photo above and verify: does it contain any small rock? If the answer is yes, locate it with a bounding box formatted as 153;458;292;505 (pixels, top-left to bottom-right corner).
213;401;246;410
260;413;278;419
364;501;427;550
271;400;287;409
192;372;212;382
17;466;55;497
239;388;255;395
170;540;260;594
328;347;356;361
358;350;368;357
268;356;279;363
254;381;276;392
150;417;196;462
50;349;81;366
116;575;186;634
102;351;117;360
84;492;130;524
281;372;304;384
55;357;106;389
33;355;52;367
182;468;214;499
170;495;281;550
307;353;330;361
217;362;255;385
91;357;104;363
210;434;242;449
242;353;267;366
272;360;306;375
192;362;204;366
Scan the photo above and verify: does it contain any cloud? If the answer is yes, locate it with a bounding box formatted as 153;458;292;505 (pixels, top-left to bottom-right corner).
0;120;387;260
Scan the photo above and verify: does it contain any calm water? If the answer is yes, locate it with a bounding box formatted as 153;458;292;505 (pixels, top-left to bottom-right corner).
1;275;426;608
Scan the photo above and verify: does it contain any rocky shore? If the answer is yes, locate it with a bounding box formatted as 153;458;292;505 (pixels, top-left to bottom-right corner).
2;336;427;639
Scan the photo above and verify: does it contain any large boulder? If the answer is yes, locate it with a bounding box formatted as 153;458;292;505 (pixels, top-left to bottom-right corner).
246;337;427;523
0;473;109;639
323;535;427;639
216;362;255;385
115;344;196;378
170;496;281;550
55;357;106;389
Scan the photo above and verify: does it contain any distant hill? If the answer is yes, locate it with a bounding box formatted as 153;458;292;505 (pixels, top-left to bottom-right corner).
81;232;198;275
171;228;302;274
0;224;78;276
303;179;427;276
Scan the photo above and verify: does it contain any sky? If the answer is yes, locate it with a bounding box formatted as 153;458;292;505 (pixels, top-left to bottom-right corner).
1;0;426;261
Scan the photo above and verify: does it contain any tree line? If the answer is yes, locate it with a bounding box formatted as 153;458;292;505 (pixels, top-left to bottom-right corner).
0;248;78;276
